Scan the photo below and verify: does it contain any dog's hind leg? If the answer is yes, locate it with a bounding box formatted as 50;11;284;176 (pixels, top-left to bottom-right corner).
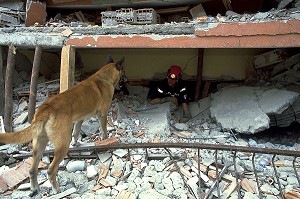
97;113;108;140
47;142;70;194
71;120;83;146
47;125;72;194
29;135;48;197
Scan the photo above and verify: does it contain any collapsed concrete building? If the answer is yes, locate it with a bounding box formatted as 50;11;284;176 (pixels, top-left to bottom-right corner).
0;0;300;198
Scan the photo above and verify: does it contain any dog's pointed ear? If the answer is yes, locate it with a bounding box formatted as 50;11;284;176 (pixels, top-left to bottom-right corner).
116;57;125;70
106;55;114;64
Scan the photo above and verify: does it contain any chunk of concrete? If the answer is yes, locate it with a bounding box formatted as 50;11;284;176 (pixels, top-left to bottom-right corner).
66;160;87;172
253;49;288;69
210;86;269;134
258;88;298;114
210;86;299;134
139;188;170;199
116;101;171;136
189;4;206;19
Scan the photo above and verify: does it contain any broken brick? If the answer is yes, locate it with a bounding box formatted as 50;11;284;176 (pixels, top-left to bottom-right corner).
0;176;8;193
1;162;30;189
95;137;119;146
25;1;47;27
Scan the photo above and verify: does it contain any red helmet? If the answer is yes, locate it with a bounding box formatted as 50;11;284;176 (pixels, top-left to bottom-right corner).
168;65;182;80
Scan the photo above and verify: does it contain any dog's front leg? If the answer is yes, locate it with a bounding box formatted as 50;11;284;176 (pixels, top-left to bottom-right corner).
71;120;83;146
97;114;108;140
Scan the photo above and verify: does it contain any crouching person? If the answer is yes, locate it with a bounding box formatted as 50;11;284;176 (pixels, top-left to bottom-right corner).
148;65;191;123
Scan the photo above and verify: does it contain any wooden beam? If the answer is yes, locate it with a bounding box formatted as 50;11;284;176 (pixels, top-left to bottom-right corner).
4;44;16;132
256;0;264;11
28;46;42;123
60;45;75;93
0;46;4;118
194;48;204;102
201;81;211;99
222;0;233;11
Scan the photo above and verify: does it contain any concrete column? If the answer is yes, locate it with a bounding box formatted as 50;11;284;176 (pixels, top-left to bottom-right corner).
60;45;75;93
0;46;4;117
4;44;16;132
28;46;42;123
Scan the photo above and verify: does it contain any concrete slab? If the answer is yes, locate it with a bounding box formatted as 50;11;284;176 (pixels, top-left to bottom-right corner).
139;103;171;136
258;88;298;114
210;86;269;134
116;101;171;136
190;97;211;118
210;86;299;134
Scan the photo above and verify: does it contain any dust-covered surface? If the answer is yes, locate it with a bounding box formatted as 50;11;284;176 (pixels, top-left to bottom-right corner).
1;79;300;198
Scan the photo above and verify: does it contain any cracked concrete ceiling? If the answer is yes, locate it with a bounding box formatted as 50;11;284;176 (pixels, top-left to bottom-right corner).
45;0;280;16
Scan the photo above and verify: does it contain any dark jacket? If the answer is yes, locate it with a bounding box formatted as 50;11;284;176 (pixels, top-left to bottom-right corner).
149;79;189;104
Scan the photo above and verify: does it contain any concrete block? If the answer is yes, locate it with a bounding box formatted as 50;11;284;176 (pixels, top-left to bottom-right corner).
0;12;19;24
254;49;288;69
13;111;28;125
210;86;270;134
258;88;298;114
0;1;24;11
271;53;300;76
66;160;87;172
189;4;206;19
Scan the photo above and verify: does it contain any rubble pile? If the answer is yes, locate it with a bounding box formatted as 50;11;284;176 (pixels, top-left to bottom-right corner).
0;1;25;28
44;5;300;28
0;0;299;28
0;73;300;198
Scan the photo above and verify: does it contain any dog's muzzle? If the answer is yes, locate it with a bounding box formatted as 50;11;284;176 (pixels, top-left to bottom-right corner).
116;71;127;90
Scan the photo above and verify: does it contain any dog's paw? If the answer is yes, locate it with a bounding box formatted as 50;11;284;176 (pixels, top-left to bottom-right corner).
29;189;39;197
72;141;81;147
100;132;108;140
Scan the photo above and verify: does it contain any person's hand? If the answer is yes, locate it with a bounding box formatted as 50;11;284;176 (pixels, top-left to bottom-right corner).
161;97;178;105
179;111;191;123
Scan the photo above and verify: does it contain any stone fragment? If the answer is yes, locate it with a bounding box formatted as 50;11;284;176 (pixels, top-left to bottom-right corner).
66;160;87;172
97;152;112;163
13;112;28;125
244;192;259;199
86;165;98;178
113;149;128;158
47;187;76;199
139;189;170;199
144;165;156;177
169;172;184;189
149;160;165;172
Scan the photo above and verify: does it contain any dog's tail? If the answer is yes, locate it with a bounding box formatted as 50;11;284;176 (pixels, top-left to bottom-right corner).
0;116;46;144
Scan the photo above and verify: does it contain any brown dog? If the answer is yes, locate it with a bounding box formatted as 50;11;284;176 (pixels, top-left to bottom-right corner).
0;55;125;196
